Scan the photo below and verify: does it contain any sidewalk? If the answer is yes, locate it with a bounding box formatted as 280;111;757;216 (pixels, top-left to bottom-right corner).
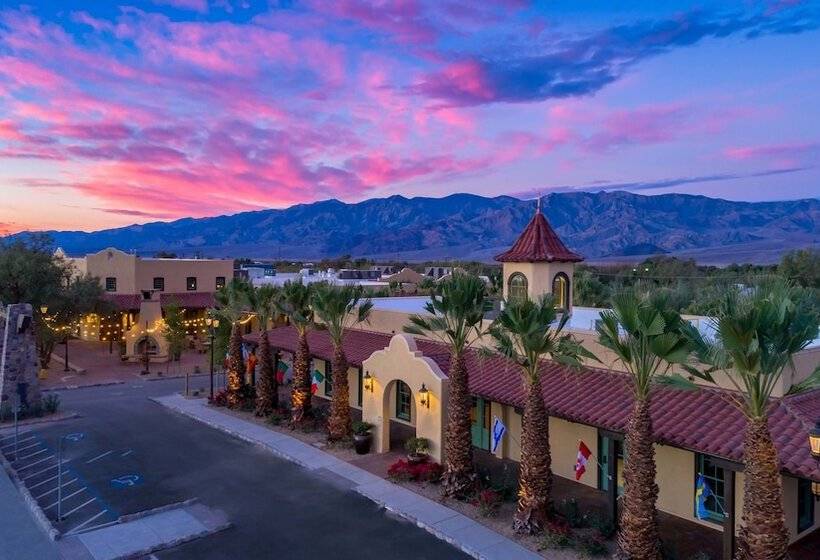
153;394;541;560
0;453;58;560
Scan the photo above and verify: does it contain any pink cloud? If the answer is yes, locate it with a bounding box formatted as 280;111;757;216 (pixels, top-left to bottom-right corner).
150;0;209;13
723;142;819;167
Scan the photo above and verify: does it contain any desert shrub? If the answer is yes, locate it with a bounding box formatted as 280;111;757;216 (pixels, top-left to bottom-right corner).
540;519;574;550
28;402;44;418
43;394;60;414
267;408;290;425
387;459;443;482
576;534;608;557
556;497;587;528
587;512;616;539
352;420;374;435
471;488;503;517
404;436;430;455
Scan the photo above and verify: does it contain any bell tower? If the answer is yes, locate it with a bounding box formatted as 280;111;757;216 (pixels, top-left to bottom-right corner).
494;197;583;311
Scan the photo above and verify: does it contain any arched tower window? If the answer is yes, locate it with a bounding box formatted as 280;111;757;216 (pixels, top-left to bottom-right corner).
508;273;528;303
552;273;570;311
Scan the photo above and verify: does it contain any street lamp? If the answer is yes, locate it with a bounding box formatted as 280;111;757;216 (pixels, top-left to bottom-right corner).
40;304;48;315
207;317;220;399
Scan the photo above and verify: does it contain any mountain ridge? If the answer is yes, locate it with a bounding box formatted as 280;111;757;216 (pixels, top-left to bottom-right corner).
8;191;819;265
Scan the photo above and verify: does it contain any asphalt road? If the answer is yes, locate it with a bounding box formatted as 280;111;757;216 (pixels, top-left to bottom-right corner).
40;379;469;559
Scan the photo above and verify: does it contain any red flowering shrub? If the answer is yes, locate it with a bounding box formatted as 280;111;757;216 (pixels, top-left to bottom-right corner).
208;389;228;407
387;459;443;483
471;488;503;517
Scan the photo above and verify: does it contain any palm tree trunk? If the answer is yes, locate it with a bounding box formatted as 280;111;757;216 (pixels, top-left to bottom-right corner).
327;345;351;441
226;323;244;408
736;417;789;560
617;397;662;560
290;331;312;424
441;351;476;498
514;373;552;534
254;331;277;416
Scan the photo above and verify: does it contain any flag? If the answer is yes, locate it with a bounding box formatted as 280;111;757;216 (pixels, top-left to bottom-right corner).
311;370;324;394
276;361;289;384
490;417;506;453
695;474;713;520
575;441;592;481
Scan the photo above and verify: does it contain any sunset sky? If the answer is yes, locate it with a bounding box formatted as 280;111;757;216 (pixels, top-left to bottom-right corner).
1;0;818;234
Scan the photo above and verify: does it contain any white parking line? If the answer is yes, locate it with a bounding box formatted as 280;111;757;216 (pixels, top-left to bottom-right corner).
45;487;87;510
28;472;61;489
60;497;97;519
7;441;42;454
64;509;110;535
120;449;134;458
22;461;70;481
0;431;31;441
1;435;36;449
34;478;78;500
14;448;48;462
17;455;55;471
85;450;113;464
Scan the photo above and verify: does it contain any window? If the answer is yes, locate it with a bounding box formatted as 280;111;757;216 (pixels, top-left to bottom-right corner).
153;277;165;291
357;367;363;407
186;276;197;291
323;360;332;396
216;276;226;289
105;277;117;292
396;380;411;422
798;478;815;533
470;397;491;450
552;273;570;311
508;272;528;303
597;434;625;496
695;454;726;523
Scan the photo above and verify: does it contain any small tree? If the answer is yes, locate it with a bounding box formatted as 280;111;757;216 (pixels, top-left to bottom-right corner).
163;302;187;362
312;283;373;440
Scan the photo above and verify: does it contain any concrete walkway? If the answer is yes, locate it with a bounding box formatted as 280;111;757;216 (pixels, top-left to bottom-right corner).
153;394;540;560
58;501;229;560
0;452;59;560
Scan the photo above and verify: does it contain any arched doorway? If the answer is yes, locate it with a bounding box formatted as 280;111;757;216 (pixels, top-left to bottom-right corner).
552;272;570;311
136;336;160;356
384;379;416;451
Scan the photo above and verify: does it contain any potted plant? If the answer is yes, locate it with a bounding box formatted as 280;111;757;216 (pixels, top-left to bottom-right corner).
352;421;375;455
405;436;430;464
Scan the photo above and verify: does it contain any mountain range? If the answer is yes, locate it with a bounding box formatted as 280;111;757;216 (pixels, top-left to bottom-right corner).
11;191;819;264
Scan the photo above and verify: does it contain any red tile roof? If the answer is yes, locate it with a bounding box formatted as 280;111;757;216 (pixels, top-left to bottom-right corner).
103;292;216;310
495;210;583;263
249;325;820;480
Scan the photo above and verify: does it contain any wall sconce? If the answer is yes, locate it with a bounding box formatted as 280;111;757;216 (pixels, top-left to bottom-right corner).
419;383;430;409
363;371;374;393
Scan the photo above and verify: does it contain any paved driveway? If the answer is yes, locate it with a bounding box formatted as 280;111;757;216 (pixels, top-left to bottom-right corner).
40;380;469;559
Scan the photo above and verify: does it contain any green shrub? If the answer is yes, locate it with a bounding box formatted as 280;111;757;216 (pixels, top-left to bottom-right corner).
539;519;574;550
404;436;430;455
0;402;11;422
576;534;608;557
587;512;616;539
556;498;587;528
352;421;374;435
29;402;44;418
43;394;61;414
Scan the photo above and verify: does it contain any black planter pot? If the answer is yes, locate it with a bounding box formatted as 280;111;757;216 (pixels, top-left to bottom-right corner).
407;452;428;465
353;433;373;455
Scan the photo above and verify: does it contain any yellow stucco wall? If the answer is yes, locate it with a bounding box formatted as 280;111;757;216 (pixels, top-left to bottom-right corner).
362;335;448;462
501;261;575;310
84;247;233;295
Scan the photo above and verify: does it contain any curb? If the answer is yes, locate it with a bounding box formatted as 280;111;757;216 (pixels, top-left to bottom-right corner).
42;381;125;392
0;448;60;541
117;498;199;524
152;396;539;560
0;412;80;431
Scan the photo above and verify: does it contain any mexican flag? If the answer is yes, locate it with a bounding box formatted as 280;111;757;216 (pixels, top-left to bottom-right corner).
575;441;592;480
276;361;289;384
311;370;324;394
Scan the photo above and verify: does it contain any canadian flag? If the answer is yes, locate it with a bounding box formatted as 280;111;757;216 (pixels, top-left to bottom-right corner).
575;441;592;481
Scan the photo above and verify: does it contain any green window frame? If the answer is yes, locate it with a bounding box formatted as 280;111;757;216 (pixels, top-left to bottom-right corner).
323;359;332;396
396;381;411;422
357;367;363;407
695;454;726;524
597;433;624;496
797;478;814;533
470;397;491;450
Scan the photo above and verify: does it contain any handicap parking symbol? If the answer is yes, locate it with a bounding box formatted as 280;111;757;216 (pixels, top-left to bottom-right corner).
110;474;143;489
65;433;84;442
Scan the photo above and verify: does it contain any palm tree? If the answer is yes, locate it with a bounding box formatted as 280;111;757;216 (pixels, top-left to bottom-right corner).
275;281;314;424
404;272;490;498
488;295;594;534
254;284;280;416
312;283;374;440
682;280;819;560
596;290;694;560
212;279;255;408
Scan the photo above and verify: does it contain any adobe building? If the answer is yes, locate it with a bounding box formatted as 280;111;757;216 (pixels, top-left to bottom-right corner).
60;248;233;348
247;203;820;559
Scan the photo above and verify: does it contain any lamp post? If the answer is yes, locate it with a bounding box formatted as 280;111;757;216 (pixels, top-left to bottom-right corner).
63;332;70;372
206;317;220;399
810;420;820;498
